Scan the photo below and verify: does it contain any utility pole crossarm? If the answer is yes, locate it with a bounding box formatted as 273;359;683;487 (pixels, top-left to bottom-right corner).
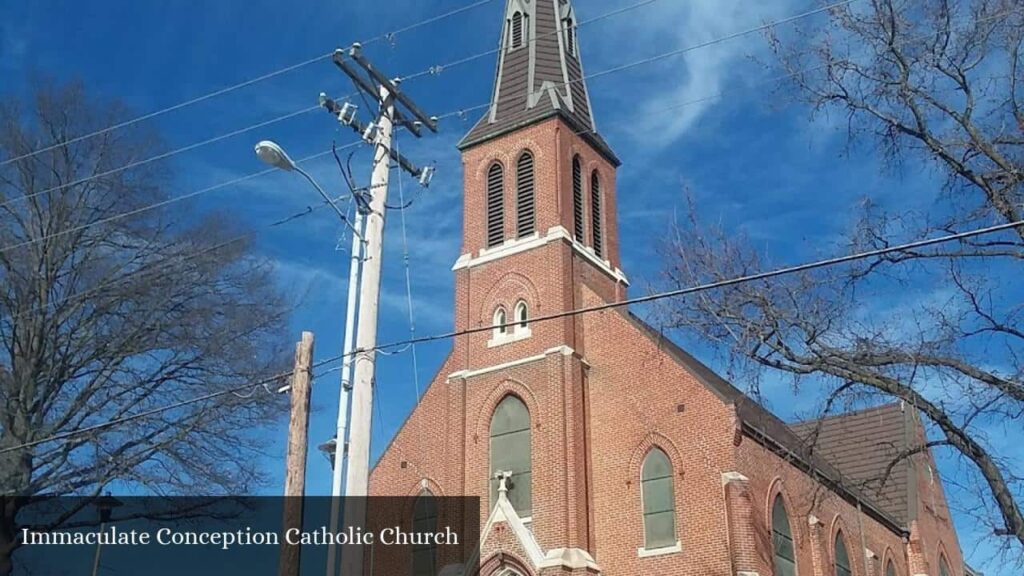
344;45;438;133
331;51;423;137
320;96;427;182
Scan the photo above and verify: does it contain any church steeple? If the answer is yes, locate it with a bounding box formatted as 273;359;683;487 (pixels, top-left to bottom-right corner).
458;0;618;165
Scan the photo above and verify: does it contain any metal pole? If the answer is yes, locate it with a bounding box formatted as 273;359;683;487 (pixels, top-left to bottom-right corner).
325;209;365;576
340;83;394;576
90;523;104;576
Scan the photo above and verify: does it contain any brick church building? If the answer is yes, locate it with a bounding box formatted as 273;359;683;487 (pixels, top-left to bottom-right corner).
368;1;970;575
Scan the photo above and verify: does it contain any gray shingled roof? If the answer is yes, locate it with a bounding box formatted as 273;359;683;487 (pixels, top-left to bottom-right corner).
457;0;619;165
789;404;912;526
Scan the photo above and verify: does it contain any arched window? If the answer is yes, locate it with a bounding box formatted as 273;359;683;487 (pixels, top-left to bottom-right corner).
590;170;603;257
490;395;532;517
938;555;952;576
516;151;535;237
411;490;437;576
486;162;505;248
885;559;896;576
834;531;852;576
572;155;584;242
641;448;676;549
772;495;797;576
565;17;575;56
493;307;508;337
510;12;524;49
514;300;528;330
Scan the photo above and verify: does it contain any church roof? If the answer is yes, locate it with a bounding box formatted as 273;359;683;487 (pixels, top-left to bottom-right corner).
457;0;619;165
789;404;912;526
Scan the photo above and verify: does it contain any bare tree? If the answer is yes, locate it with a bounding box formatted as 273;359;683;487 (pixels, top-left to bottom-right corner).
658;0;1023;559
0;82;291;573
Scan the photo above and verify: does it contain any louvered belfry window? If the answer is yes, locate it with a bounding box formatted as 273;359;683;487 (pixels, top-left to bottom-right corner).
516;151;536;237
590;171;603;257
572;156;584;242
511;12;524;49
565;17;575;56
486;162;505;248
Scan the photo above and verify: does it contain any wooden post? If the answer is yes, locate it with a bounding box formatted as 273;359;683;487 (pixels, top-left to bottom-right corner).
279;331;314;576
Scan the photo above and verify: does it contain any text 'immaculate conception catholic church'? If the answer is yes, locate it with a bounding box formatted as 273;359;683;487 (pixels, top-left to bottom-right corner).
368;1;968;575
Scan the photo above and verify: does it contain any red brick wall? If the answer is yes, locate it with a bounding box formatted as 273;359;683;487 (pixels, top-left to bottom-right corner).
904;411;965;576
579;283;737;576
735;437;910;576
367;113;966;576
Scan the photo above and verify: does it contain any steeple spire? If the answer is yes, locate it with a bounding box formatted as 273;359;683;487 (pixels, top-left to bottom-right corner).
458;0;617;164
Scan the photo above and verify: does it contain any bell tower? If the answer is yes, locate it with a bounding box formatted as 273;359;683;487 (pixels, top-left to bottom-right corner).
452;0;628;354
445;0;627;568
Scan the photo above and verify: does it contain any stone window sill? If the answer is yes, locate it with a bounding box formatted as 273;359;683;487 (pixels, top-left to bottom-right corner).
637;541;681;558
487;327;532;348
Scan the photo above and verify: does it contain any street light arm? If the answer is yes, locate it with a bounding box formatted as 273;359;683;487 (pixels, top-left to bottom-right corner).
294;166;365;242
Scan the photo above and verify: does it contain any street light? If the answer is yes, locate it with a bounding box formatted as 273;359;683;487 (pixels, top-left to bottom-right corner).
253;140;362;240
254;138;365;576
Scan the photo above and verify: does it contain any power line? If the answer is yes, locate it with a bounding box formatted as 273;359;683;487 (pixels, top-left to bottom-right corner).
0;194;340;325
0;0;822;243
0;355;346;455
0;0;737;212
434;0;860;122
366;218;1024;352
7;216;1020;455
400;0;664;81
0;0;499;168
393;132;422;399
0;144;358;254
0;105;323;210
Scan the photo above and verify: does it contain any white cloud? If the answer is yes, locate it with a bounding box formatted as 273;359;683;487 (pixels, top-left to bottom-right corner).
591;0;796;149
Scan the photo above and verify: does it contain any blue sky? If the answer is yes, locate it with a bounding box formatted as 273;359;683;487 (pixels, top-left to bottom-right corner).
1;0;1019;572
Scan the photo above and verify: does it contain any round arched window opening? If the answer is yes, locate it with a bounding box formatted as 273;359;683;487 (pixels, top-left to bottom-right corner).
514;301;529;330
493;307;508;336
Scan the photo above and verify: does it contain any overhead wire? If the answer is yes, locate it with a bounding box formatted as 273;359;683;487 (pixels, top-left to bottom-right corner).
0;355;347;456
8;0;1013;455
400;0;664;81
4;216;1022;455
0;163;349;325
0;0;665;213
433;0;862;122
0;105;322;210
0;143;359;255
0;0;500;168
0;0;857;253
392;131;422;398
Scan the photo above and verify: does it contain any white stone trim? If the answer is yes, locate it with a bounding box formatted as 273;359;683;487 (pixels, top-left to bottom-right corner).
865;548;878;560
473;490;545;569
637;541;682;558
539;547;601;570
808;514;823;527
737;572;761;576
452;226;629;286
721;471;750;485
546;345;574;356
448;346;578;381
487;326;532;348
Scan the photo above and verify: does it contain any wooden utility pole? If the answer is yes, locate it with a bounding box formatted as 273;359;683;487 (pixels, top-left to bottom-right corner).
279;331;314;576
